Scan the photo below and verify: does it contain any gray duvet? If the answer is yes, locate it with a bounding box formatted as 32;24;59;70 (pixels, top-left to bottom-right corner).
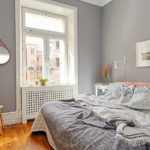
41;99;150;150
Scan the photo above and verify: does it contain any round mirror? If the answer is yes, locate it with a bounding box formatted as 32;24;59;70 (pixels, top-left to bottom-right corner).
0;46;10;65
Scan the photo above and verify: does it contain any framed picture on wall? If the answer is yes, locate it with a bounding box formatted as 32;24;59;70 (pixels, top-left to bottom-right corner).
136;40;150;67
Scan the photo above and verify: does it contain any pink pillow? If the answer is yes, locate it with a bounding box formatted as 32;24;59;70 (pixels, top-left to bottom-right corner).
125;82;150;87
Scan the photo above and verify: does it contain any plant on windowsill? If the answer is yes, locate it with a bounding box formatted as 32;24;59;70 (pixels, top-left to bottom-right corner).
39;78;49;86
102;65;110;84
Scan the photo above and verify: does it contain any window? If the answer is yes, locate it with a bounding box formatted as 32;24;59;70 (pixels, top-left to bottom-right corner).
22;8;67;85
25;11;65;33
24;35;44;83
48;39;66;83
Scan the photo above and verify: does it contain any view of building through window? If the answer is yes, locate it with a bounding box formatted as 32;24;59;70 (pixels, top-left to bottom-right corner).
25;35;66;84
48;39;66;84
25;36;44;82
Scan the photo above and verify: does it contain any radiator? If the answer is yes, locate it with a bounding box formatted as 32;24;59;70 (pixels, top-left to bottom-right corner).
22;85;77;123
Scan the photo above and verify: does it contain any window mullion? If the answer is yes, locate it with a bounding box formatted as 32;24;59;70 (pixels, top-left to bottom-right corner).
23;28;66;40
22;33;27;85
44;36;49;79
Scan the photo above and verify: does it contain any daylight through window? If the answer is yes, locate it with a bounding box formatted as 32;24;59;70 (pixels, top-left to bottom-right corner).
22;8;67;85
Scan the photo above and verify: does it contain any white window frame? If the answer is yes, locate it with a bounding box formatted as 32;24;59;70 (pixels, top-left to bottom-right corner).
22;7;68;85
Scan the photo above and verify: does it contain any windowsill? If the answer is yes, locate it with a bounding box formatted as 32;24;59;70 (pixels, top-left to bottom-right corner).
21;83;76;88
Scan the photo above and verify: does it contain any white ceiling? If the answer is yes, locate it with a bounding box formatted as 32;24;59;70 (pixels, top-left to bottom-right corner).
80;0;112;7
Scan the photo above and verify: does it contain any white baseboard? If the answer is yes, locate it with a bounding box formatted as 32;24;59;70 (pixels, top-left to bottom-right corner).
2;112;22;125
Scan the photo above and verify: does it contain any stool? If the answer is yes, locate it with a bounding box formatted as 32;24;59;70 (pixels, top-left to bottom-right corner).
0;105;4;135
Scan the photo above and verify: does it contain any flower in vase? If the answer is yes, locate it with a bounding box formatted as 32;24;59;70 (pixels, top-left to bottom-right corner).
102;65;110;80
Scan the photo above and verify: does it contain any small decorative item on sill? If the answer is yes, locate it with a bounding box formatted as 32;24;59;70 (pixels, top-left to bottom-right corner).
39;78;49;86
35;80;39;86
102;65;110;84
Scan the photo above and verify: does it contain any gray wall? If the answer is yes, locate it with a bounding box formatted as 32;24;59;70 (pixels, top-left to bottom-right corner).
0;0;16;113
102;0;150;82
0;0;102;112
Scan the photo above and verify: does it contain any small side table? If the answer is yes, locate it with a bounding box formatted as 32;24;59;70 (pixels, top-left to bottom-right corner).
0;105;4;135
95;83;109;96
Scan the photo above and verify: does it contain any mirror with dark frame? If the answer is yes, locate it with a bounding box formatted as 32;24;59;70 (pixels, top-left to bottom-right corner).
0;40;10;65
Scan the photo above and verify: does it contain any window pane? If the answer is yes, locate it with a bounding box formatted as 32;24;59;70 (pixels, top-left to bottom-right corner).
48;39;67;84
25;35;44;83
25;12;65;33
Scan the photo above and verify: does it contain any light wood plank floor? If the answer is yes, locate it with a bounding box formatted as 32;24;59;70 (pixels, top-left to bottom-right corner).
0;121;53;150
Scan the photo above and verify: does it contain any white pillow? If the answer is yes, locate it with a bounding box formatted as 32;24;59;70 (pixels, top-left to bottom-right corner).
107;84;122;99
127;87;150;110
134;87;150;94
119;85;136;104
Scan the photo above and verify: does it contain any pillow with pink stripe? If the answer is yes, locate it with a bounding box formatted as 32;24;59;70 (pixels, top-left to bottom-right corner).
125;82;150;87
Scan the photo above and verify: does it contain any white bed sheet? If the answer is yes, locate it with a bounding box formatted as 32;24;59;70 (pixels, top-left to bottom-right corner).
31;111;57;150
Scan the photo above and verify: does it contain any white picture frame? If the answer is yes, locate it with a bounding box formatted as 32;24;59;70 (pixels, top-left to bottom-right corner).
136;40;150;67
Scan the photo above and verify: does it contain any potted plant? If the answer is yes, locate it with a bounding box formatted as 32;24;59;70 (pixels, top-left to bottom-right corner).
102;65;110;83
39;78;49;86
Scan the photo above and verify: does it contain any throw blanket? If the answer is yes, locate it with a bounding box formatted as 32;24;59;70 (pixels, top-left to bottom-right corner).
41;99;150;150
116;123;150;147
75;94;150;148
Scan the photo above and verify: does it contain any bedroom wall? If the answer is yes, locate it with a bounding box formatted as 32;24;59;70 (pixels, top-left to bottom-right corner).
102;0;150;82
0;0;16;113
0;0;102;112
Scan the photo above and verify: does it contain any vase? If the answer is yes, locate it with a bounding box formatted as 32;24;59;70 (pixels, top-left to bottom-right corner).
40;82;46;86
103;77;109;84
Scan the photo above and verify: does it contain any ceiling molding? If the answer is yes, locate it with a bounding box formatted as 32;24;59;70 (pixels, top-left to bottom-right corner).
80;0;112;7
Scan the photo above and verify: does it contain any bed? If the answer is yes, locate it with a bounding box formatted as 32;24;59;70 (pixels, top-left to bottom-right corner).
31;83;150;150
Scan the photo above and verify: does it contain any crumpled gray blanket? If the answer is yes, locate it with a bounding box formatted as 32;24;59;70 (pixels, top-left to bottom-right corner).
41;99;150;150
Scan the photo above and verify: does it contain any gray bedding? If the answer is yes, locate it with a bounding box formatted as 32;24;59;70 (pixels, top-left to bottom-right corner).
41;99;150;150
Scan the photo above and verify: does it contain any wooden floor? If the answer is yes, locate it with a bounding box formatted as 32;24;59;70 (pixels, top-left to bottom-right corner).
0;121;53;150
